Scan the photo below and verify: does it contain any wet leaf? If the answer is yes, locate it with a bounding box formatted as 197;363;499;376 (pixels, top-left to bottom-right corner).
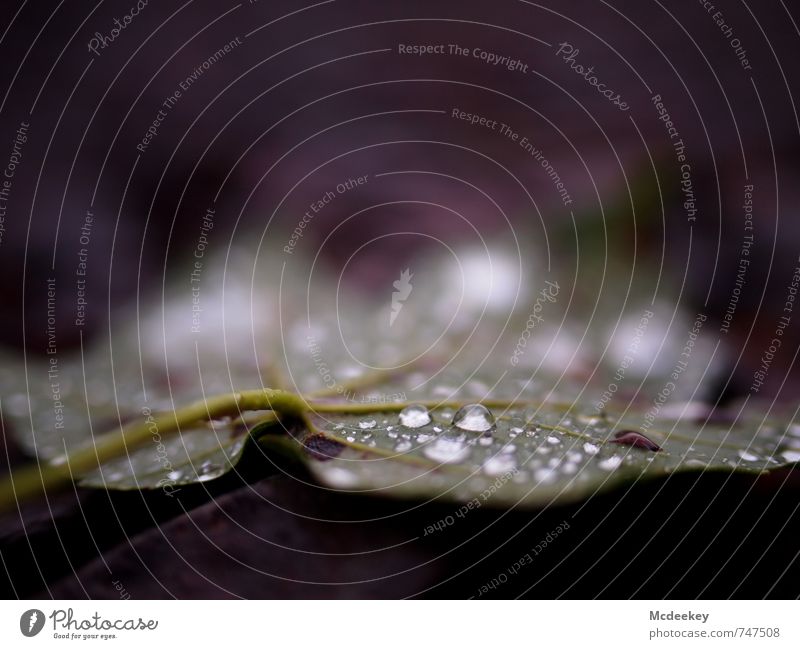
283;369;800;508
1;247;796;504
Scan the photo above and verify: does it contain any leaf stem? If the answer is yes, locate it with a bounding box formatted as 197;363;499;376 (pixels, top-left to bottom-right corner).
0;387;539;511
0;389;307;510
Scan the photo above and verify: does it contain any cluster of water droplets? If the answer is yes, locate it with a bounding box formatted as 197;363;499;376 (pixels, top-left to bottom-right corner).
325;402;653;491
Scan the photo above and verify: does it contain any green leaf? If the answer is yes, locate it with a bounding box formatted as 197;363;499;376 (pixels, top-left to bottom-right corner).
2;244;795;507
264;365;800;508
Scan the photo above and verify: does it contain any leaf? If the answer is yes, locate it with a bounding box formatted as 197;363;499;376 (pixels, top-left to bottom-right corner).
275;368;800;508
2;243;793;505
77;415;261;490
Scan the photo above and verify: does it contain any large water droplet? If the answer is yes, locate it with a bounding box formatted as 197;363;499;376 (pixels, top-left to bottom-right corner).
399;404;431;428
358;419;376;429
452;404;495;432
423;438;471;464
738;450;759;462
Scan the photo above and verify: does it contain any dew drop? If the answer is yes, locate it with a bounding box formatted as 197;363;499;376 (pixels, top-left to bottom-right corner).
738;450;759;462
483;454;517;476
452;404;495;432
358;419;376;429
583;442;600;455
781;450;800;462
684;459;707;468
610;430;661;452
598;456;622;471
197;461;222;481
423;438;471;464
533;467;557;483
394;439;412;453
399;404;431;428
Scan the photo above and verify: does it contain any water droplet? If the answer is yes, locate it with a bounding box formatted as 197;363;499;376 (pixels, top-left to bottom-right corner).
416;433;433;443
598;456;622;471
583;442;600;455
394;439;412;453
359;419;376;429
781;450;800;462
423;438;471;464
399;404;431;428
684;459;707;468
483;454;517;476
533;467;557;483
738;450;759;462
452;404;495;432
547;436;560;445
610;430;661;452
197;462;222;481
